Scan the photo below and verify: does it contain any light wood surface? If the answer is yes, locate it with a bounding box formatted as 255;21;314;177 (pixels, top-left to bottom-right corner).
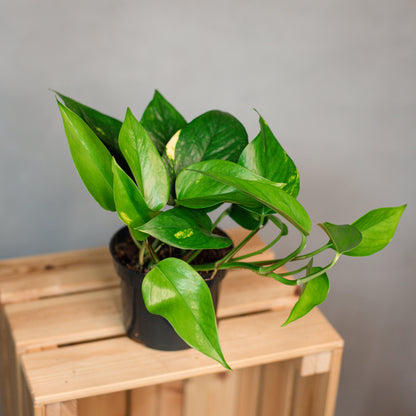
1;228;344;415
21;308;342;405
6;269;297;354
78;392;127;416
0;228;269;304
259;360;296;416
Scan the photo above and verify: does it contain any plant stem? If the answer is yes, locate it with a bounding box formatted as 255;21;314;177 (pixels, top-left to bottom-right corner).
184;249;203;264
296;253;341;285
145;238;159;264
216;223;262;268
212;209;230;231
268;272;298;285
292;242;332;261
138;243;146;266
259;234;307;274
192;261;260;273
129;228;142;250
232;228;284;261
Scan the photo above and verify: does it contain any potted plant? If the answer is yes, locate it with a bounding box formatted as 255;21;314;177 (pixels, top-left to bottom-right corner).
55;90;405;369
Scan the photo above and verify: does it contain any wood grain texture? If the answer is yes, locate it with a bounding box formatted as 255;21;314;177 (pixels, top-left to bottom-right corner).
323;347;343;416
129;381;185;416
6;268;297;354
78;392;127;416
292;372;329;416
234;366;262;416
0;247;117;304
4;312;22;416
21;308;343;405
259;360;296;416
45;400;77;416
0;304;12;416
0;228;267;304
300;351;332;376
129;386;159;416
157;381;184;416
184;371;239;416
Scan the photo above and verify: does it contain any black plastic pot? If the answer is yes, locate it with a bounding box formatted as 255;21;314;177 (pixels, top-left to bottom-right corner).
109;226;231;351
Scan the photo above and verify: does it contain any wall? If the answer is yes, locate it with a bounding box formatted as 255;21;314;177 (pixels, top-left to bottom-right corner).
1;1;415;414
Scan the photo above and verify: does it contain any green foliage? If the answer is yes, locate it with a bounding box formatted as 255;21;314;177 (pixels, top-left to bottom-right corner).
136;207;233;250
119;108;170;211
141;90;187;154
173;110;248;174
57;101;115;211
319;222;362;254
112;159;150;240
283;267;329;326
239;114;300;198
344;206;406;256
55;90;406;368
142;258;229;368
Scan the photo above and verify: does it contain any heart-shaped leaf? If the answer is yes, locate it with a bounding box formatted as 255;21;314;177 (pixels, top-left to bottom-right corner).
112;159;151;240
176;160;285;209
119;108;170;211
141;90;187;154
182;162;311;235
319;222;362;254
174;110;248;174
142;258;230;368
136;207;232;249
239;115;300;197
57;101;115;211
344;205;406;256
282;267;329;326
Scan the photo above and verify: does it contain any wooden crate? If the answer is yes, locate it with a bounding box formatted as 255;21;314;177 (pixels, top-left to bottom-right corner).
0;229;343;416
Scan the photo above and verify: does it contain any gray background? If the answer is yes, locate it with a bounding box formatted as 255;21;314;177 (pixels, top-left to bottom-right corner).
1;1;415;415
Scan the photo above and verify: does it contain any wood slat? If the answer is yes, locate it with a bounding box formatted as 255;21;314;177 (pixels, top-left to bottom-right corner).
0;304;12;416
234;366;262;416
0;248;116;304
183;371;240;416
6;268;297;353
323;348;343;416
45;400;78;416
0;228;269;304
291;372;329;416
21;308;343;405
78;392;127;416
259;360;296;416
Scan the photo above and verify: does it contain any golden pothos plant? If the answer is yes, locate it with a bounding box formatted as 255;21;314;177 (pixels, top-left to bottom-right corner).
56;90;406;369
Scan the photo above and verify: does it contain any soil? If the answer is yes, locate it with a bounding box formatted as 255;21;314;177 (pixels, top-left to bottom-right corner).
113;230;232;274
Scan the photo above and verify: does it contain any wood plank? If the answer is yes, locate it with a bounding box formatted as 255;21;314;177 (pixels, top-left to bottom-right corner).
323;347;343;416
0;228;269;304
78;392;127;416
0;247;116;304
259;360;296;416
0;305;12;416
21;363;36;416
4;312;22;416
6;269;298;354
130;386;158;416
234;366;262;416
129;382;184;416
291;372;329;416
21;308;343;405
183;372;239;416
45;400;78;416
299;351;332;376
157;381;184;416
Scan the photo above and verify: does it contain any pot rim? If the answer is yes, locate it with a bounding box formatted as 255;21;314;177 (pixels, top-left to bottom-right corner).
109;225;234;281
